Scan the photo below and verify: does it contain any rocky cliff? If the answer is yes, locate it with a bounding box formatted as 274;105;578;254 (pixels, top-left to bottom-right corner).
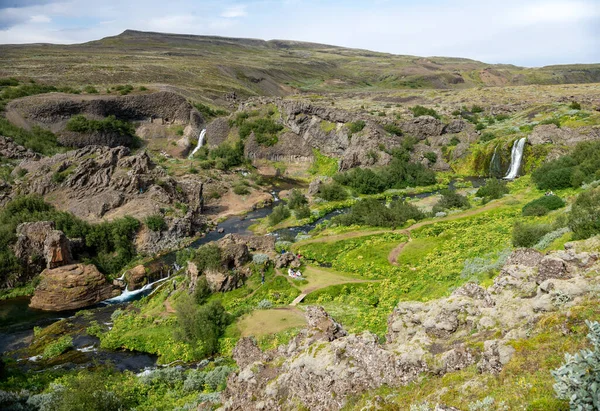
222;238;600;410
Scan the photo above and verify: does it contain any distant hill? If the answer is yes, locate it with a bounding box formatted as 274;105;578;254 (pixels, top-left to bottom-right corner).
1;29;600;102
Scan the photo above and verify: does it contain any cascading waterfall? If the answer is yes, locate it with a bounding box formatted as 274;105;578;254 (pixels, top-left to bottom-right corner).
489;145;501;177
188;129;206;159
504;137;527;180
102;275;170;304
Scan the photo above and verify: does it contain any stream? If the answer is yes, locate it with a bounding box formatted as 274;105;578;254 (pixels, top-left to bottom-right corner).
0;177;486;371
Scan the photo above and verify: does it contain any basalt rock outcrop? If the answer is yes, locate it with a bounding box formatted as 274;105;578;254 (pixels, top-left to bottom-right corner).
223;240;600;410
0;136;39;160
29;263;115;311
13;221;73;281
11;145;207;227
8;91;204;145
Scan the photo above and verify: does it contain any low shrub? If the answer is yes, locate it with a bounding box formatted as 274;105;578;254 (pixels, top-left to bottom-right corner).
433;190;470;212
476;179;509;203
512;221;552;247
268;204;291;226
410;105;440;119
239;118;283;146
569;101;581;110
347;120;366;134
334;198;426;228
317;182;348;201
294;205;311;220
145;214;167;232
480;132;496;142
233;184;250;195
568;188;600;240
66;115;135;137
553;320;600;409
522;195;565;216
193;102;228;119
287;189;308;209
424;152;437;164
43;335;73;359
383;123;403;136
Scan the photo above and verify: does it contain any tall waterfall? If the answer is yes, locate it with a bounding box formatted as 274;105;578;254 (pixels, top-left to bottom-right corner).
188;129;206;159
504;137;527;180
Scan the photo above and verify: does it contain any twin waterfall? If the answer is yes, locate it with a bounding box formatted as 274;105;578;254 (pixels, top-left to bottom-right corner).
504;137;527;180
188;129;207;159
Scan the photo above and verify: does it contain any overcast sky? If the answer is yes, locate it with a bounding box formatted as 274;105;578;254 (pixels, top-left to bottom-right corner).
0;0;599;67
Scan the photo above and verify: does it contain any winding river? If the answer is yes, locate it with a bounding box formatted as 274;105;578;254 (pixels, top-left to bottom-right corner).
0;178;486;371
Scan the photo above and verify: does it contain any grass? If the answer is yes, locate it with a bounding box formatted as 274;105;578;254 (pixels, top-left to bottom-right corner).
308;149;339;177
237;307;306;337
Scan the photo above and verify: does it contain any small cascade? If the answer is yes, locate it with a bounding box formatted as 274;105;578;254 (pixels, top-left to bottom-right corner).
489;146;502;178
271;191;280;202
504;137;527;180
103;275;171;305
188;129;207;159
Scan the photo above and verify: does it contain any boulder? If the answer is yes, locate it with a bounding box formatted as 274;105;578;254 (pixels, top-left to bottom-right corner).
443;119;468;134
305;306;347;341
223;234;275;253
187;261;200;291
275;252;300;268
232;337;266;369
536;256;569;283
29;263;114;311
124;265;148;291
477;340;515;374
505;248;544;267
204;269;244;292
0;136;38;160
205;117;231;148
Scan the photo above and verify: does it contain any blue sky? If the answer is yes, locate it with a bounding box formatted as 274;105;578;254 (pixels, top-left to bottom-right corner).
0;0;599;67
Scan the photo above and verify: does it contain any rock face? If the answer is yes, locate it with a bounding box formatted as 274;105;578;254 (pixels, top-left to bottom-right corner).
222;242;600;410
13;222;73;280
401;115;445;138
8;91;204;144
205;117;231;148
29;263;114;311
222;234;275;253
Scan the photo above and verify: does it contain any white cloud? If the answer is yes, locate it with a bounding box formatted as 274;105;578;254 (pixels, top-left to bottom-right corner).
29;14;51;23
220;5;246;18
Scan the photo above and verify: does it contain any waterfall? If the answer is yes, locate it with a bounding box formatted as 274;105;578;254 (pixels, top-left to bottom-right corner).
489;146;499;177
188;129;207;159
102;276;170;304
504;137;527;180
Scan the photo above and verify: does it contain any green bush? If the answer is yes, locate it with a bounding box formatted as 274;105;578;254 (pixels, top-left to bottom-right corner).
410;105;440;119
66;115;135;137
540;117;561;128
335;198;425;228
268;204;291;226
145;214;167;232
433;190;470;212
175;296;232;357
347;120;366;134
471;105;484;113
480;132;495;142
333;147;435;195
0;117;63;155
476;179;509;203
233;184;250;195
83;85;98;94
43;335;73;359
208;141;245;169
316;182;348;201
449;137;460;146
522;195;565;216
383;123;403;136
553;320;600;409
569;101;581;110
424;152;437;164
475;123;486;131
532;141;600;190
568;188;600;240
238;118;283;146
294;205;311;220
193;102;228;119
512;221;552;247
0;82;57;100
192;244;222;272
0;77;19;87
286;189;308;210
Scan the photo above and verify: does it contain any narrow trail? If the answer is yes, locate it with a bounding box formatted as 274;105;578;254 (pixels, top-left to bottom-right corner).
388;231;412;266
